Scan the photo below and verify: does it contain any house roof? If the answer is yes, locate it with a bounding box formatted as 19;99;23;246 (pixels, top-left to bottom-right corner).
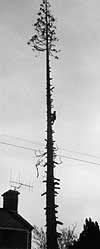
0;208;33;231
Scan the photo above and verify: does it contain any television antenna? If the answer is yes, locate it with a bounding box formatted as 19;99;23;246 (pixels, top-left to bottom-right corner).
10;180;33;191
9;170;33;191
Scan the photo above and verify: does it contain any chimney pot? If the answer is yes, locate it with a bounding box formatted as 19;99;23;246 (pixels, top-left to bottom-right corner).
2;190;20;212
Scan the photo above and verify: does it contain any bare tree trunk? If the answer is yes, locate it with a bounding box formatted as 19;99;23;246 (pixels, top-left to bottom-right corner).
45;2;58;248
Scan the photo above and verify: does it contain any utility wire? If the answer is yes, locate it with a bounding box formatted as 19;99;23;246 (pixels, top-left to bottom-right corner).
0;140;100;166
58;154;100;167
59;147;100;160
0;134;43;146
1;134;100;161
0;134;100;160
0;141;35;152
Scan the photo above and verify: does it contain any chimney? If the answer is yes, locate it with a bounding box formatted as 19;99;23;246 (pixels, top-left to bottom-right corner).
2;190;20;212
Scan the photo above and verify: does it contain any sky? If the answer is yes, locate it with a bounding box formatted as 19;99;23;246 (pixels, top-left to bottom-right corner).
1;0;100;236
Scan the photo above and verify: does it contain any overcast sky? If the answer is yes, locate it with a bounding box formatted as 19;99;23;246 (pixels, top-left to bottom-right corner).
1;0;100;235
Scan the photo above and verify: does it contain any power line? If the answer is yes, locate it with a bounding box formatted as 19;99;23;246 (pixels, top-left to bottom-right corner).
0;134;43;146
59;147;100;160
58;154;100;167
0;141;35;152
1;134;100;161
0;140;100;166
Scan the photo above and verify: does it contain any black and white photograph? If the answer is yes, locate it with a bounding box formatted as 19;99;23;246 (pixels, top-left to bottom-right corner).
0;0;100;248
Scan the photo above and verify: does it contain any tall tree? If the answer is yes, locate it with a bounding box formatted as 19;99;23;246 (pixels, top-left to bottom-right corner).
28;1;62;249
72;218;100;249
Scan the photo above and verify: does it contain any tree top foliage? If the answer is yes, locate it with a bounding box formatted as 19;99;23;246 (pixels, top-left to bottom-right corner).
27;0;60;59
